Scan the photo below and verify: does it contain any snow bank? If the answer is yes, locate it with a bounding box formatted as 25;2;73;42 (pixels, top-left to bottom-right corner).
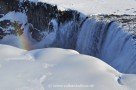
0;44;136;90
0;11;27;26
27;0;136;15
0;44;26;59
0;11;34;50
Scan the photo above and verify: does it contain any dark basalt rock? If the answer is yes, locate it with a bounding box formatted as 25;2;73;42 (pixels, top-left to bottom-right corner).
0;20;24;37
0;0;80;41
0;0;135;41
29;24;43;41
0;14;4;18
0;28;5;39
97;14;136;33
0;0;20;14
0;0;136;74
0;20;11;28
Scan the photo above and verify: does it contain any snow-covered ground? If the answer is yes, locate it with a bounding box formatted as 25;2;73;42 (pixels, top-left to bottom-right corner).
0;1;136;89
0;44;136;90
26;0;136;15
0;11;27;26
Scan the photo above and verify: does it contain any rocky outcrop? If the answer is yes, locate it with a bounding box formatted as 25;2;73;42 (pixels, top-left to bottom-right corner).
0;0;80;41
0;0;136;73
0;20;23;39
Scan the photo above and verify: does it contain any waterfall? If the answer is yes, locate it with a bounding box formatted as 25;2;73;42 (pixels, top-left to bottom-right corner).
41;17;136;73
0;0;136;74
76;18;136;73
52;21;79;49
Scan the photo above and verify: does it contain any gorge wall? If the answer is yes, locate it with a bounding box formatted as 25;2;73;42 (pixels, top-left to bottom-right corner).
0;0;136;74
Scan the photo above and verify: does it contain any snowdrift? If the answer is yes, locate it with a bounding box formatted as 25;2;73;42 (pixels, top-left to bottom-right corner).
0;1;136;74
0;44;136;90
0;0;136;90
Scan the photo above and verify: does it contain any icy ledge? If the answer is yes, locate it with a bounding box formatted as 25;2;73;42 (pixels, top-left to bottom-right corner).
0;44;136;90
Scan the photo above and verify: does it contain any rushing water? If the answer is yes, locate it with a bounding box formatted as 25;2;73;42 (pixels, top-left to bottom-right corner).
76;18;136;73
49;18;136;73
0;1;136;73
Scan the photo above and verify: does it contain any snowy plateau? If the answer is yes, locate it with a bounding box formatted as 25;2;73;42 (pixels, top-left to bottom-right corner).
0;0;136;90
